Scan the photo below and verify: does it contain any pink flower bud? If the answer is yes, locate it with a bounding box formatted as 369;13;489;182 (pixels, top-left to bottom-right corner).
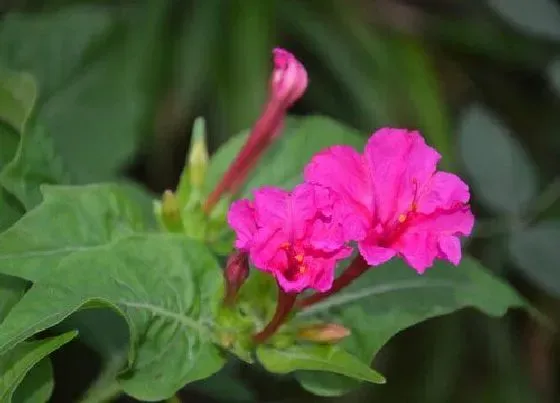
271;48;308;107
298;323;351;344
205;48;308;213
223;250;250;306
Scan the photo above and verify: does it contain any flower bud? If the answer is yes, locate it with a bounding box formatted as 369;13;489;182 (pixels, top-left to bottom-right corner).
223;250;250;306
188;117;209;189
270;48;308;107
154;190;184;233
298;323;351;344
204;49;308;213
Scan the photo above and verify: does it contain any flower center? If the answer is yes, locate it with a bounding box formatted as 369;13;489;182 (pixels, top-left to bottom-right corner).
281;242;307;278
380;178;422;247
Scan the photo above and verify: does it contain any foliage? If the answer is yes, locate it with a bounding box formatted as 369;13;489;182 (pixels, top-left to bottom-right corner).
1;1;559;403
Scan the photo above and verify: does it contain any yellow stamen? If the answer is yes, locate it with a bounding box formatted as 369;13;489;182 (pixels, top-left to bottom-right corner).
398;213;407;223
295;254;304;263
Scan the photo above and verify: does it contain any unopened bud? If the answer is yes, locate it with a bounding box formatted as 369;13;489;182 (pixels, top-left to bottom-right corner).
188;117;209;189
158;190;184;233
298;323;351;344
223;250;250;306
271;48;308;107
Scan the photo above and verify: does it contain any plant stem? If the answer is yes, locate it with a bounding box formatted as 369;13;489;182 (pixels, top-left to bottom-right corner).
297;255;369;309
253;286;297;343
204;99;284;213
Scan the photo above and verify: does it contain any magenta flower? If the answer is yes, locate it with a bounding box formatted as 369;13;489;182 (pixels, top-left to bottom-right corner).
227;183;351;293
304;128;474;273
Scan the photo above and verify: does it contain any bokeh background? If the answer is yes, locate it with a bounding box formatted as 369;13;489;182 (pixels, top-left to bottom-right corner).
1;0;560;402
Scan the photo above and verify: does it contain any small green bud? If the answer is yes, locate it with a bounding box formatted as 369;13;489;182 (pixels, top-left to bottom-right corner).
188;117;209;189
176;117;209;206
154;190;184;233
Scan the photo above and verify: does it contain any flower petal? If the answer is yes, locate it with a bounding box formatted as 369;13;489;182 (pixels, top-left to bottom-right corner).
276;268;310;293
358;237;396;266
409;207;475;237
304;145;371;240
308;218;346;252
395;231;438;273
394;207;474;271
364;128;441;223
438;235;462;266
307;257;336;293
227;199;257;250
290;183;322;239
416;171;470;215
249;225;288;274
253;186;289;228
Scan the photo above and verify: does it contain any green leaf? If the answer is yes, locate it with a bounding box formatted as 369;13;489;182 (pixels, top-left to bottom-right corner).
294;256;525;396
55;308;129;361
458;105;537;215
509;220;560;296
0;122;70;210
12;358;54;403
0;124;19;170
0;184;147;282
0;6;113;99
0;273;27;322
0;188;24;232
117;180;158;230
0;331;77;402
0;67;36;133
205;115;365;196
257;344;385;384
0;4;168;182
488;0;560;40
0;234;226;401
0;263;53;403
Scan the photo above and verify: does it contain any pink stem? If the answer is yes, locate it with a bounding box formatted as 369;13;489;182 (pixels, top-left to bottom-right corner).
204;99;284;213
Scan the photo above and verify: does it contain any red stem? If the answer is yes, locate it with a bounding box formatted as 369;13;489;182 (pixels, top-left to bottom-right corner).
223;284;238;307
253;287;297;344
204;99;284;213
296;255;369;309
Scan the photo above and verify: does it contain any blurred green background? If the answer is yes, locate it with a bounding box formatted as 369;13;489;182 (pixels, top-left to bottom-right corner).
1;0;560;402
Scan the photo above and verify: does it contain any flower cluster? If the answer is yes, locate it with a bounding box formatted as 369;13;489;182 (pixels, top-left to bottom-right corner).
213;48;474;343
229;129;474;295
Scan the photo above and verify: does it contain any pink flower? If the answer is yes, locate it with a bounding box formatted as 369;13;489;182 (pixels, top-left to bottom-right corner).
304;128;474;273
271;48;308;108
227;183;351;293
